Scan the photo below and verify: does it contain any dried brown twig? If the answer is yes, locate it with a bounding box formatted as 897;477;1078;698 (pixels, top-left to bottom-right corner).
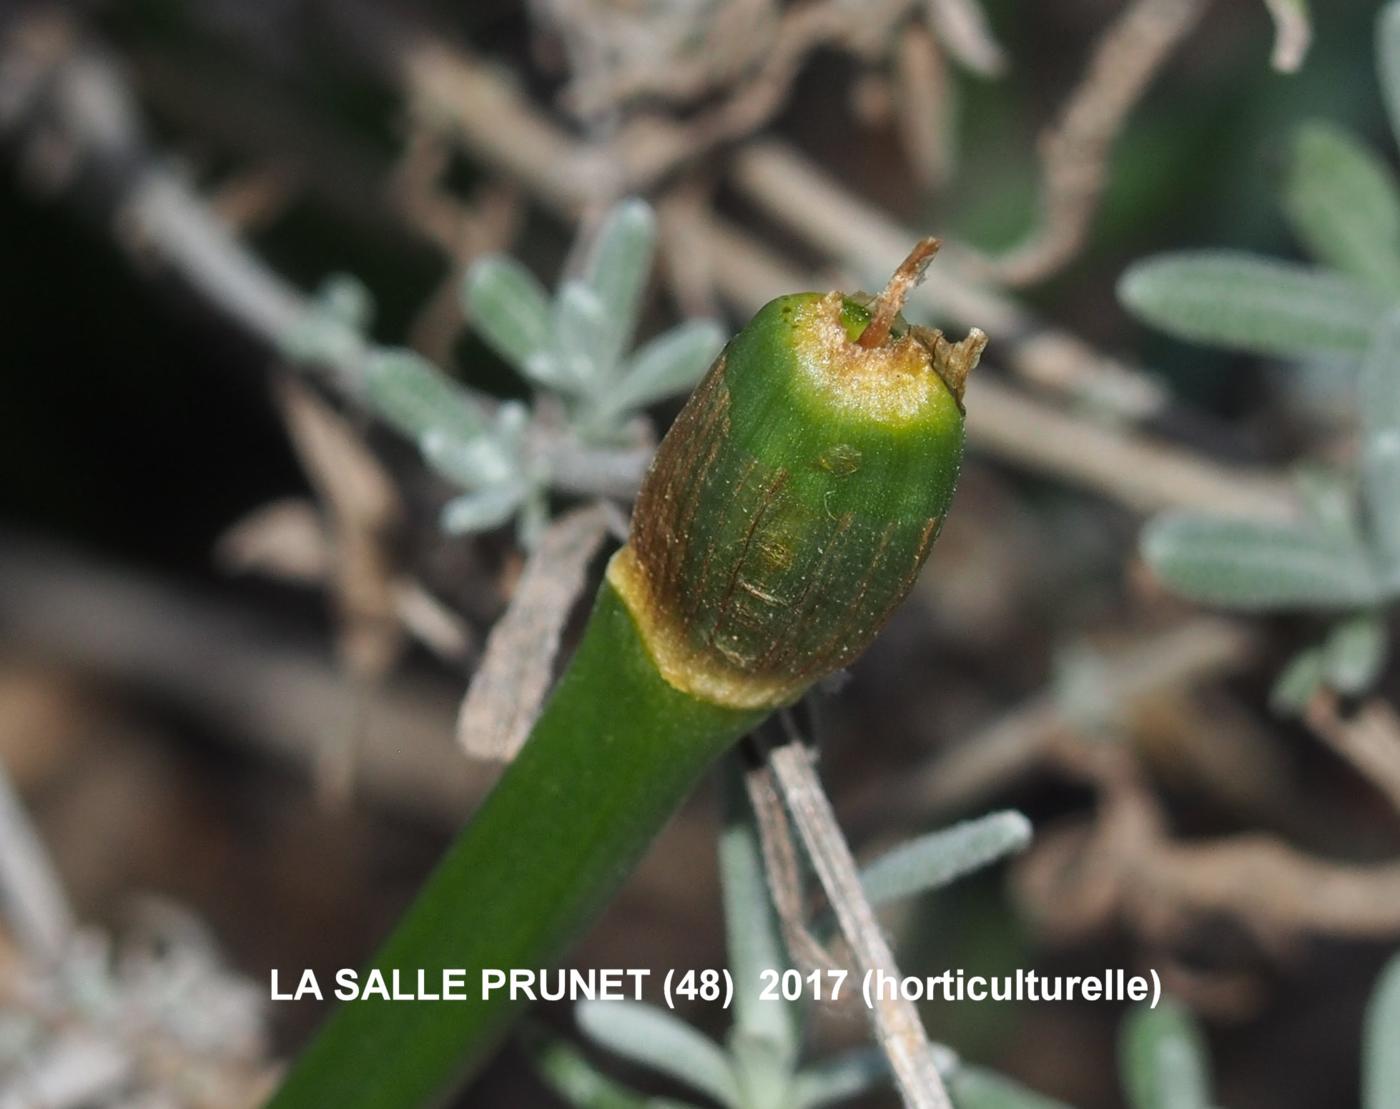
1014;730;1400;952
987;0;1211;287
760;719;954;1109
457;504;615;763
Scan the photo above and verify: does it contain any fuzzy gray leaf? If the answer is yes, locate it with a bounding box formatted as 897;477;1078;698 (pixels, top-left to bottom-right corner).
1365;949;1400;1109
1324;612;1389;695
463;255;552;371
793;1048;890;1108
1119;999;1213;1109
1142;512;1383;610
551;280;612;391
1283;122;1400;295
583;199;656;365
860;812;1032;908
1361;312;1400;583
718;759;798;1063
1270;645;1326;715
363;350;488;442
1118;252;1385;358
576;1000;740;1108
440;484;525;534
615;322;725;412
420;430;517;489
947;1065;1073;1109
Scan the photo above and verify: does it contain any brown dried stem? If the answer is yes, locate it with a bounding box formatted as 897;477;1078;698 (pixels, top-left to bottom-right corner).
762;718;953;1109
857;237;940;349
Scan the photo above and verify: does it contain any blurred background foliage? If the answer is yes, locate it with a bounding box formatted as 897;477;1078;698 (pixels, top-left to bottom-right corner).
4;1;1400;1107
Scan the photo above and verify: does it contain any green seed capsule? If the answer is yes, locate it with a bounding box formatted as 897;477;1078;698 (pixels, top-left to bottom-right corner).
610;239;985;709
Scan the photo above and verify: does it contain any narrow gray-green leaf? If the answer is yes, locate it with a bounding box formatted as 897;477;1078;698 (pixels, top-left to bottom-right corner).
947;1065;1072;1109
1270;645;1326;715
583;199;656;364
1324;612;1389;695
615;322;725;412
1118;252;1385;358
1361;312;1400;583
1379;3;1400;156
463;255;552;371
363;350;488;441
529;1033;699;1109
1141;512;1383;610
718;757;799;1062
1364;949;1400;1109
1119;999;1212;1109
1293;464;1359;540
576;1000;740;1108
440;484;524;534
420;429;518;489
316;273;373;333
793;1048;890;1108
1282;122;1400;295
860;812;1032;908
551;280;612;391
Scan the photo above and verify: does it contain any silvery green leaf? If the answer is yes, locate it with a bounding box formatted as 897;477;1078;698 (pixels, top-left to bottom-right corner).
1324;612;1388;695
728;1031;795;1109
515;489;552;551
614;322;725;412
441;484;525;534
1270;645;1326;715
529;1033;701;1109
316;274;373;333
420;429;517;489
947;1065;1073;1109
523;350;577;392
860;811;1032;908
1119;999;1213;1109
1293;464;1359;540
282;312;363;367
364;350;488;441
793;1048;890;1108
583;199;656;363
1141;512;1384;610
1118;252;1385;358
1282;122;1400;295
1360;312;1400;584
1365;949;1400;1109
576;1000;740;1108
551;280;612;390
718;758;799;1064
463;255;552;371
494;400;530;446
1379;3;1400;155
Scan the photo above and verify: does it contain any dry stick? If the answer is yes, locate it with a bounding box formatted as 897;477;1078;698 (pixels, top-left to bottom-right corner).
988;0;1210;287
764;724;953;1109
0;757;75;965
742;761;841;975
0;531;484;828
885;617;1257;820
457;503;613;762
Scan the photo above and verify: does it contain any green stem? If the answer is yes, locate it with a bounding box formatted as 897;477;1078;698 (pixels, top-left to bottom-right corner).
269;582;765;1109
